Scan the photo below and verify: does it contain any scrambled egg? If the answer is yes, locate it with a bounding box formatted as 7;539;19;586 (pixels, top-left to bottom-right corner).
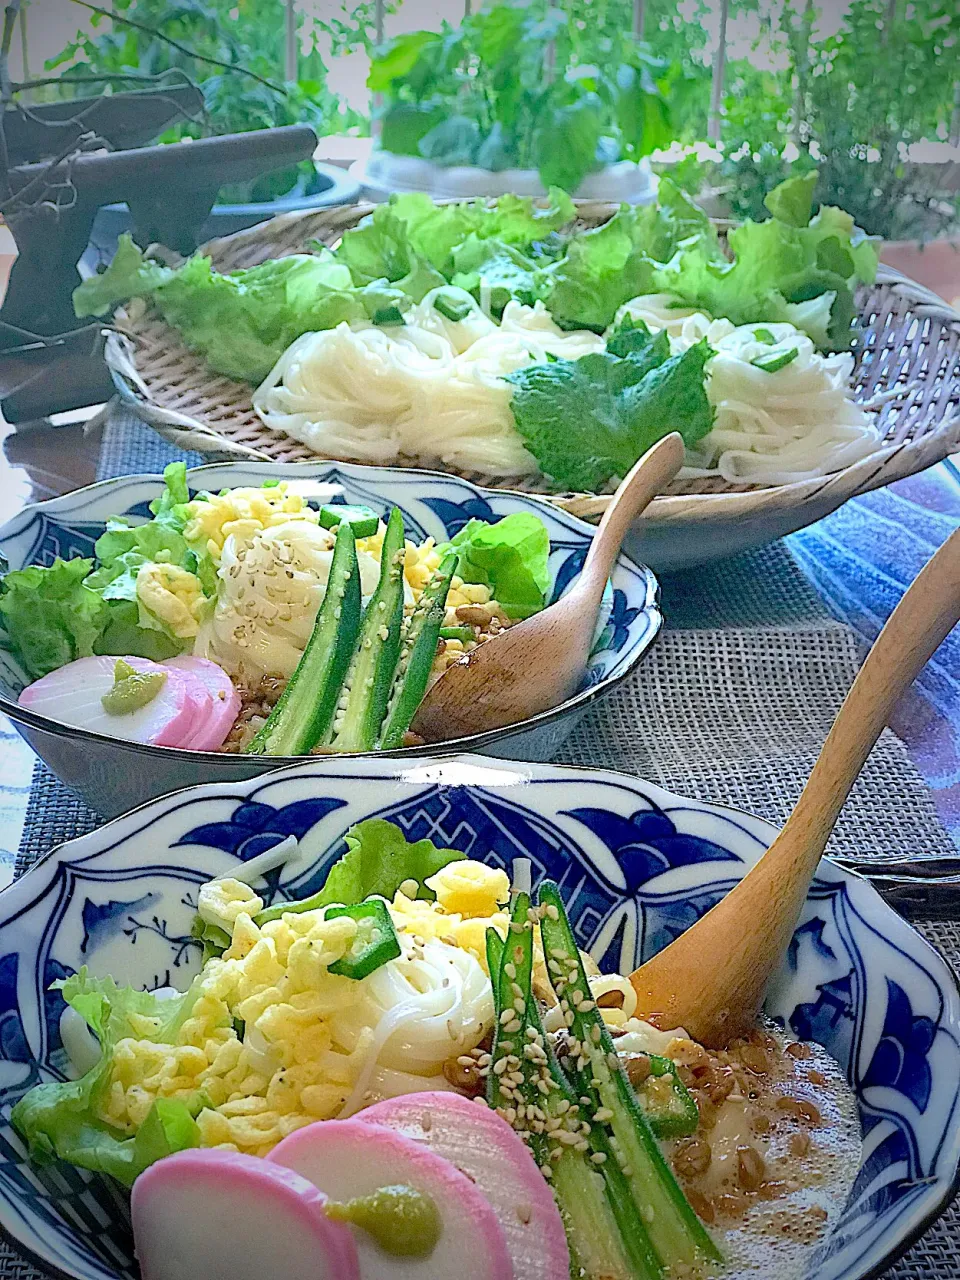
135;563;207;639
182;486;319;566
97;864;510;1158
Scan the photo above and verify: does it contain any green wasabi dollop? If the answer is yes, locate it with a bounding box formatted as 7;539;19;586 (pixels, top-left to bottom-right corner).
325;1184;441;1257
101;659;167;715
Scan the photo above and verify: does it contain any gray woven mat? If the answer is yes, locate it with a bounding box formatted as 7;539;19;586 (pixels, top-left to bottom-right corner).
7;405;959;1277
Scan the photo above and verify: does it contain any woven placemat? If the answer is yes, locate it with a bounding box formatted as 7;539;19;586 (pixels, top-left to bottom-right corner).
7;405;959;1278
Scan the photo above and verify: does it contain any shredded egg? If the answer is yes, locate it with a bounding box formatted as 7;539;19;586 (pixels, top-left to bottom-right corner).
95;880;497;1157
136;563;207;639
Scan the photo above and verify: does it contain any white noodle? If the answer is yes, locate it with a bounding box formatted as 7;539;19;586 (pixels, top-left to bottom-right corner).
328;936;493;1117
616;295;882;484
253;289;604;478
254;282;877;488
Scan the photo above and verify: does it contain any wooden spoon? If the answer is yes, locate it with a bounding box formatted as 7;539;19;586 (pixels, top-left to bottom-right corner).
630;525;960;1048
411;433;685;744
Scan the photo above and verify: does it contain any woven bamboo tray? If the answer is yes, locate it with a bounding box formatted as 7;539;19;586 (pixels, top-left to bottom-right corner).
103;201;960;564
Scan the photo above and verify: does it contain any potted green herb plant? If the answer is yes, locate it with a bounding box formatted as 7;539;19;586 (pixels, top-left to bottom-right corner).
361;0;674;201
44;0;364;241
713;0;959;246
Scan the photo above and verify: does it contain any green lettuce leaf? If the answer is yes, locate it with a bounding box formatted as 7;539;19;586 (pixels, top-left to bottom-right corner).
73;234;175;318
86;463;212;650
337;190;575;289
0;465;217;681
542;208;657;333
0;557;106;681
445;513;551;620
653;174;880;350
542;179;718;332
75;237;408;383
255;819;465;923
450;236;544;314
507;335;714;492
763;170;818;227
11;970;205;1187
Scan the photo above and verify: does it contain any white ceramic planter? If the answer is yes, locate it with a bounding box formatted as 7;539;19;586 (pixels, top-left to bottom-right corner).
355;149;657;204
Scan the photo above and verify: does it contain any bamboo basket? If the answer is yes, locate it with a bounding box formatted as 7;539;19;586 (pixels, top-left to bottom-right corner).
103;201;960;567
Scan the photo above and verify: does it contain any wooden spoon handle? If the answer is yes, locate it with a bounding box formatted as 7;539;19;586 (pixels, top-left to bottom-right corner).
629;524;960;1046
579;433;685;601
786;523;960;876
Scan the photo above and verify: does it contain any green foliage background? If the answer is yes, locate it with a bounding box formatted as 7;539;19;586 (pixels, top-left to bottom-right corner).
38;0;960;234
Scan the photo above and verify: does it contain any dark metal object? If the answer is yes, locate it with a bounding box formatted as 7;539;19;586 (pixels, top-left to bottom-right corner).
84;161;362;268
0;122;318;423
0;328;114;423
832;857;960;919
2;84;205;165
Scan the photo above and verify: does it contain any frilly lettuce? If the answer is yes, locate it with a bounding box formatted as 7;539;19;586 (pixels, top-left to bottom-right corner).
0;464;211;682
541;179;714;332
445;512;551;621
86;462;212;656
11;970;204;1187
0;557;106;681
651;172;879;349
336;189;575;290
541;173;878;350
74;236;408;383
254;818;465;925
450;236;546;314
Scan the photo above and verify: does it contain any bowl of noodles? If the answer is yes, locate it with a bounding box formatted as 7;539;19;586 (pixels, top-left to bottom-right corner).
0;461;660;817
87;183;960;570
0;753;958;1280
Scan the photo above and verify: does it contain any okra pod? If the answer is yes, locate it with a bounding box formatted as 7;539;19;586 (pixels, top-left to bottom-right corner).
537;881;722;1271
378;553;456;750
634;1055;700;1140
488;898;660;1280
244;523;361;755
329;507;406;752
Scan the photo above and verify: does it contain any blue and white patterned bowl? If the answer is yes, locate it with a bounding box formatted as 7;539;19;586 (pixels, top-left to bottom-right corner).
0;755;957;1280
0;462;660;817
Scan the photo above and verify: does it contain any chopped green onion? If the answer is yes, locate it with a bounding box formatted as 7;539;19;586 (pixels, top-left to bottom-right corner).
439;625;476;643
373;305;406;327
318;503;380;538
434;293;473;322
752;327;777;344
752;346;800;373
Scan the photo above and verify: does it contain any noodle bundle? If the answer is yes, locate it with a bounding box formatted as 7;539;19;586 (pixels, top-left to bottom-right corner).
254;284;880;488
617;297;881;485
254;289;604;478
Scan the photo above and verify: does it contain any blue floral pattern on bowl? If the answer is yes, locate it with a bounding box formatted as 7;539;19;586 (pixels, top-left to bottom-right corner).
0;755;956;1280
0;463;661;817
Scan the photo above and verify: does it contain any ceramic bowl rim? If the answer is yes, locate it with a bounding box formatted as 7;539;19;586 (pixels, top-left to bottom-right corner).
0;460;662;762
